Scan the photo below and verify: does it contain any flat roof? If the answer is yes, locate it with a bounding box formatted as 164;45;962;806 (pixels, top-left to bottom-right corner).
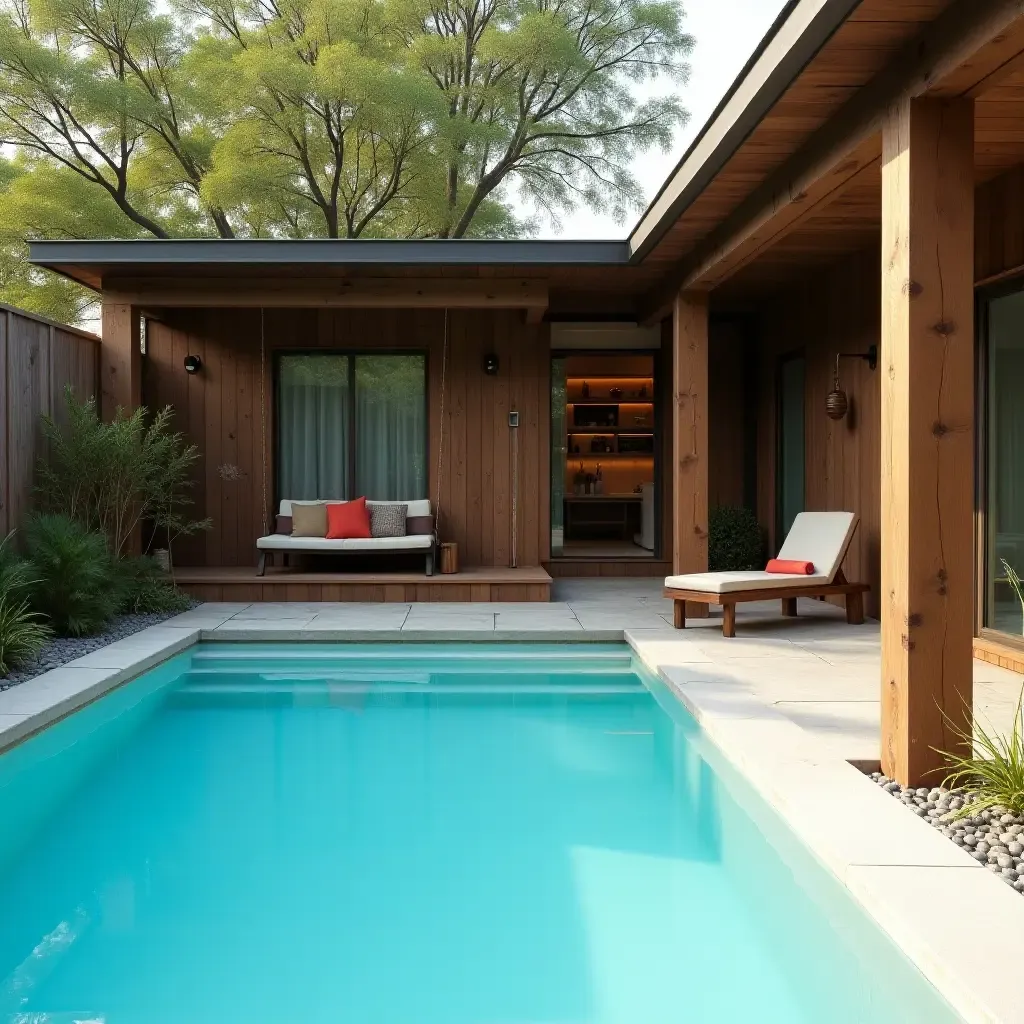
29;238;631;268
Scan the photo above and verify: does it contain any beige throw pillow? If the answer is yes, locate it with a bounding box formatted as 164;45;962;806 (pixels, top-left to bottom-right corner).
290;502;328;537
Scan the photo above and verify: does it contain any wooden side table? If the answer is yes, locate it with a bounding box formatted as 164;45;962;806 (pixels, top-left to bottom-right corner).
439;542;459;574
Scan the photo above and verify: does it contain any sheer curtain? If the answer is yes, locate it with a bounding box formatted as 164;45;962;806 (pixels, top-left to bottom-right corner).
355;355;427;499
277;355;350;499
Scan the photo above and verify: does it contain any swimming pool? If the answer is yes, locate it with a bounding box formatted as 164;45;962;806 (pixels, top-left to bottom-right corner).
0;644;955;1023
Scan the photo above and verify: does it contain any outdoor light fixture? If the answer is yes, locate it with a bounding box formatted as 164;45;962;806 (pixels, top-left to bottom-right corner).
483;353;499;375
826;344;877;421
184;354;202;374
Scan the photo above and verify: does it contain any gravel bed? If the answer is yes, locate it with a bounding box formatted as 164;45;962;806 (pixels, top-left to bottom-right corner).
871;771;1024;893
0;608;198;690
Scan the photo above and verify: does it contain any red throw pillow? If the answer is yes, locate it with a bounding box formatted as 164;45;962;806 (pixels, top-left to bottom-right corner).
766;558;815;575
326;498;372;539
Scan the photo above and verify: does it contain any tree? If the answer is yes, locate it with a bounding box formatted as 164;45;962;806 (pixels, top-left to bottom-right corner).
0;0;692;323
393;0;691;236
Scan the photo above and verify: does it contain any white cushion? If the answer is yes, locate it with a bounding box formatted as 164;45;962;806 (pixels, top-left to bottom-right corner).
257;534;432;552
664;511;859;595
279;498;431;518
776;511;858;582
664;570;830;595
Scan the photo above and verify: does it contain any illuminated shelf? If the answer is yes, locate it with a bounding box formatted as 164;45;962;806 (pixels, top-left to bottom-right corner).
566;452;653;460
568;428;653;435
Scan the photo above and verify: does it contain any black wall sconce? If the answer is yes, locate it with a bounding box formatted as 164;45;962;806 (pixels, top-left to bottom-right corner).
184;354;203;375
826;344;877;420
483;353;499;376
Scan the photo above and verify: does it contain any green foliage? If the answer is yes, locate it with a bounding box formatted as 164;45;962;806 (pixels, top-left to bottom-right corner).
0;0;693;322
708;506;763;572
0;534;51;674
36;388;210;559
1001;558;1024;635
114;555;193;614
23;514;118;637
939;691;1024;818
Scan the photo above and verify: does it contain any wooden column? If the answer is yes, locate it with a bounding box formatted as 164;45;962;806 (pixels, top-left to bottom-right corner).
880;97;975;787
100;302;141;420
673;292;709;616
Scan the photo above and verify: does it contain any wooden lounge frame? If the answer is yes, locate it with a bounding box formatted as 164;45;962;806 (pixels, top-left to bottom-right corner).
664;568;869;637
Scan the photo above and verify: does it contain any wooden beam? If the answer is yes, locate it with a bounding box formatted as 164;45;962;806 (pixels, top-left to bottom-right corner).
672;292;709;617
880;96;975;788
104;277;549;313
638;0;1024;322
100;302;141;420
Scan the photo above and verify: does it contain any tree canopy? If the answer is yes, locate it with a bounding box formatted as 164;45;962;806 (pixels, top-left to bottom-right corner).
0;0;692;323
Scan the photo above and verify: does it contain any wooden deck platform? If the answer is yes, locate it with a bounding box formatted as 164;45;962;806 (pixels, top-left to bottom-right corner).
174;566;552;603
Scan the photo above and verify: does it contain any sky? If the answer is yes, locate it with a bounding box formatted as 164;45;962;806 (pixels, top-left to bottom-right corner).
538;0;791;240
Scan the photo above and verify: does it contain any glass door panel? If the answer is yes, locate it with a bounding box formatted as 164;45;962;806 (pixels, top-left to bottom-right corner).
777;355;805;546
985;290;1024;635
550;357;566;557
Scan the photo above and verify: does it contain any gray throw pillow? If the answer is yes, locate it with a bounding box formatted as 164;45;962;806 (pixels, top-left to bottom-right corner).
370;503;407;538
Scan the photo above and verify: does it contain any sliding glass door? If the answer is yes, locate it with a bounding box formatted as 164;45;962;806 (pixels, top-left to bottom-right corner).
983;290;1024;637
776;354;806;545
277;352;427;501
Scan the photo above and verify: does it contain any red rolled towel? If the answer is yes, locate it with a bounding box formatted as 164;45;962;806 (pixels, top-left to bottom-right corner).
766;558;815;575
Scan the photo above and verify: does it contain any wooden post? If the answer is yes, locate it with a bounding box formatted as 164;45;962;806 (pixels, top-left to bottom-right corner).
880;96;975;787
100;302;141;421
673;291;709;617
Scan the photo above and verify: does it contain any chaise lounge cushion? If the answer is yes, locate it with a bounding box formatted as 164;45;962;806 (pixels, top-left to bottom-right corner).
663;570;830;595
665;511;858;594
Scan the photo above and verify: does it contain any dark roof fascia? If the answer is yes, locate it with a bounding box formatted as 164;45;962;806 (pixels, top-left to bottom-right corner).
28;238;632;269
626;0;864;262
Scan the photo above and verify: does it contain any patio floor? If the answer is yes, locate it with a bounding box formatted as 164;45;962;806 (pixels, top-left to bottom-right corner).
175;576;1024;764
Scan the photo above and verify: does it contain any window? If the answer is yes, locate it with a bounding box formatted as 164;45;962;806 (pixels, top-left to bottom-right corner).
984;290;1024;636
277;353;427;501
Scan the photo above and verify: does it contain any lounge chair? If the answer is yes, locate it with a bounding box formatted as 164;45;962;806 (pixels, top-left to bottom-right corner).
664;511;869;637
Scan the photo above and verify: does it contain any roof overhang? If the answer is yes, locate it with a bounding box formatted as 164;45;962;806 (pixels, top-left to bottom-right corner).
626;0;862;261
29;238;633;292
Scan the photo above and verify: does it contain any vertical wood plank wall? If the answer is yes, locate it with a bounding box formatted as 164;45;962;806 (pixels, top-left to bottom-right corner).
756;245;883;616
752;159;1024;623
144;308;550;569
0;305;99;539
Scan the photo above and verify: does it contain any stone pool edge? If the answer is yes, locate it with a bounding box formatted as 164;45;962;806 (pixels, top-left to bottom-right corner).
624;630;1024;1024
1;616;1019;1023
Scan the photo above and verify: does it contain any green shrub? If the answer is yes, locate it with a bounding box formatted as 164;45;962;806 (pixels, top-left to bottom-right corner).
114;556;193;615
708;506;764;571
36;388;210;559
939;691;1024;817
24;514;118;637
0;536;51;674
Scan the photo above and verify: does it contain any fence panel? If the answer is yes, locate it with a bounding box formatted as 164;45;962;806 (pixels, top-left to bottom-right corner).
0;304;99;538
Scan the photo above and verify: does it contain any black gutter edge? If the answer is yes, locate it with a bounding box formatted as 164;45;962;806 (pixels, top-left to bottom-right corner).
28;238;633;267
627;0;864;264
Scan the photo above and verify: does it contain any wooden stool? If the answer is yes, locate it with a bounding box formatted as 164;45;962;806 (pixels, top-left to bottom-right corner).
439;542;459;574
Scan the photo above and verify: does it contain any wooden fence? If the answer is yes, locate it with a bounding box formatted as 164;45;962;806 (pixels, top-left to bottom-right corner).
0;303;100;538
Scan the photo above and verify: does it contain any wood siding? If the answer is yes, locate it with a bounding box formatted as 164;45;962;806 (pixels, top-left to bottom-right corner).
0;305;99;539
756;245;883;616
144;308;550;569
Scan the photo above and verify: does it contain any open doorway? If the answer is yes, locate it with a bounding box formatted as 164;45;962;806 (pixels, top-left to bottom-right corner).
551;352;658;559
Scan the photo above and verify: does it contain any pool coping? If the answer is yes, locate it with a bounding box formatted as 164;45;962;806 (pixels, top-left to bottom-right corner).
1;617;1021;1023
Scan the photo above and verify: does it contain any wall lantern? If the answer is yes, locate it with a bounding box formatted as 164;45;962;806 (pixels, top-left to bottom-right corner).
183;354;203;375
483;353;499;376
826;344;878;421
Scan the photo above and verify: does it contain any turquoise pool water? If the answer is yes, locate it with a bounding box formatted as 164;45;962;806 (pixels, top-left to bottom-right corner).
0;644;955;1023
